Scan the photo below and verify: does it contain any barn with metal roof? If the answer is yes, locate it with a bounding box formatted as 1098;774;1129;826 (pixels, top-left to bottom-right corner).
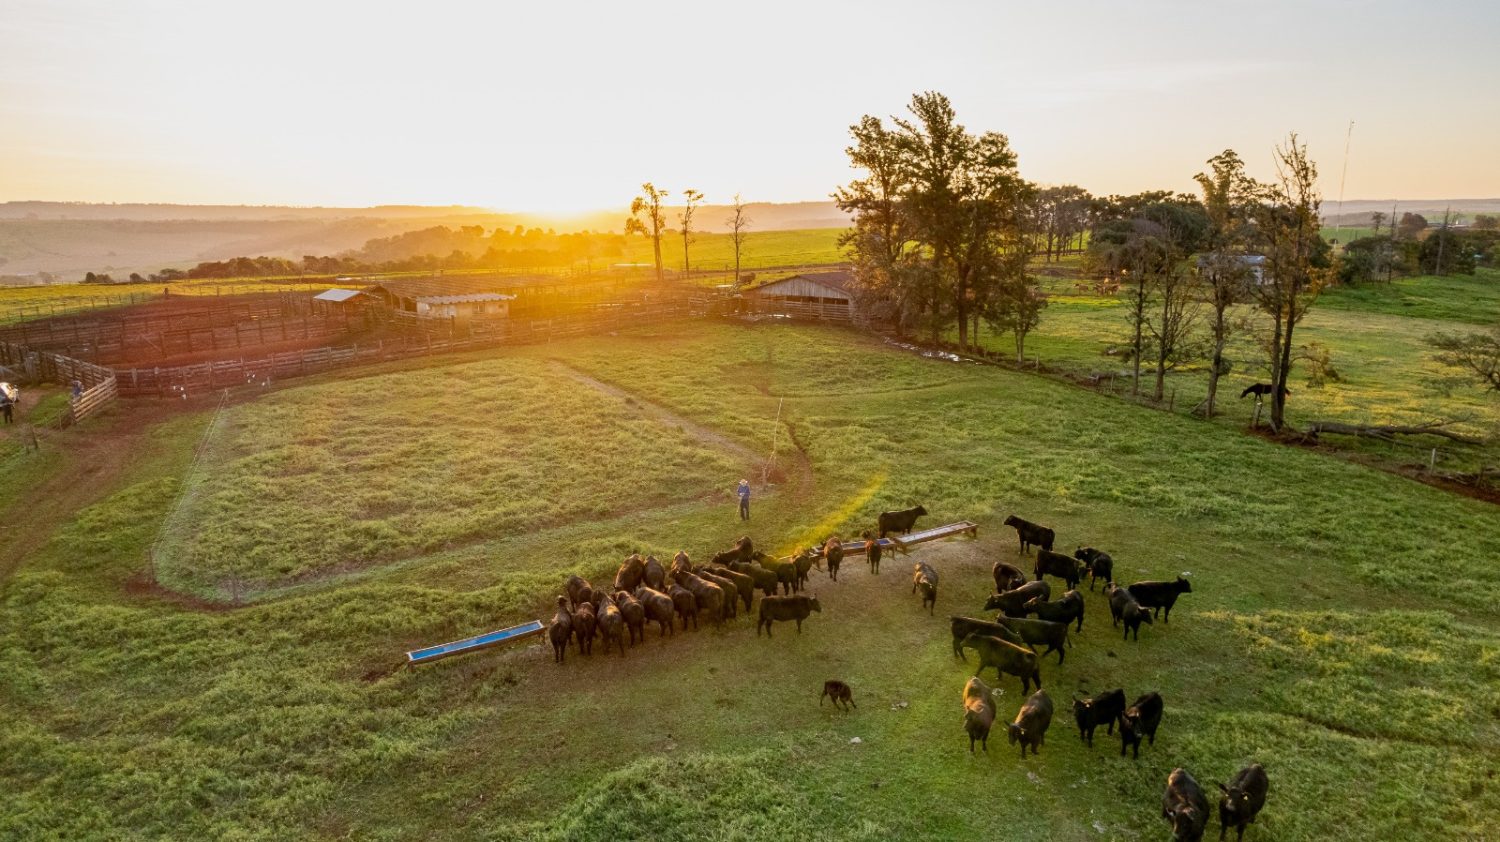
744;270;860;321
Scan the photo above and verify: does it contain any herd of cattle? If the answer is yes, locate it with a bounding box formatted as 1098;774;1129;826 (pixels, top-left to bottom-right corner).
542;507;1267;842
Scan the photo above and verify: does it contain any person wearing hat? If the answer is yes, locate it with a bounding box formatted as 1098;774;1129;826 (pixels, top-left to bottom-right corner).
736;479;751;521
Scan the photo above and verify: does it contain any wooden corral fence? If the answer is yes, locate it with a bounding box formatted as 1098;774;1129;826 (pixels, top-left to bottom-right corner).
737;297;864;323
0;340;120;426
0;292;345;364
115;299;702;397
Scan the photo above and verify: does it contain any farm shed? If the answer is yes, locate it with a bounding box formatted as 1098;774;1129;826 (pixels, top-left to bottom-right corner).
367;277;518;320
745;271;860;321
311;288;367;314
1196;254;1266;286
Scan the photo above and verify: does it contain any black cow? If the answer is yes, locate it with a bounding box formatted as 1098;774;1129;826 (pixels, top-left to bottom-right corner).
878;505;928;538
707;564;756;612
1022;589;1084;633
1120;691;1164;759
864;530;883;574
912;561;939;615
633;585;676;637
1129;577;1193;623
1071;688;1126;747
949;615;1026;657
991;615;1070;665
1073;547;1113;591
757;594;822;637
1218;763;1270;841
613;553;646;593
1003;514;1055;554
1034;548;1082;590
548;596;573;664
1108;583;1154;640
992;561;1027;593
985;580;1051;618
728;560;779;597
823;537;844;581
959;633;1042;694
1239;383;1289;400
963;676;997;753
1163;768;1211;842
643;555;666;591
1007;689;1054;758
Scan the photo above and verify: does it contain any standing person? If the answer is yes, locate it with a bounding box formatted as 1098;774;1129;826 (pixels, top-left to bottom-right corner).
736;479;751;521
0;383;14;425
71;379;83;400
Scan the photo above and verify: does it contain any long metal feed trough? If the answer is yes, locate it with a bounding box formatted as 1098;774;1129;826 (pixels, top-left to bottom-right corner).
807;520;979;559
407;619;545;665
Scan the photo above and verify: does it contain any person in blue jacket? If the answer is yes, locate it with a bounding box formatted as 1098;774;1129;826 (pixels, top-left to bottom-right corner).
737;479;751;521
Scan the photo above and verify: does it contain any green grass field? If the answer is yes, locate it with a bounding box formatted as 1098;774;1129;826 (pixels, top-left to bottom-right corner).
2;320;1497;840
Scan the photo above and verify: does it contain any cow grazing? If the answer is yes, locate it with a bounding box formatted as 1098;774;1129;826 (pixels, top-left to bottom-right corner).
1163;768;1211;842
960;633;1042;695
863;530;883;574
708;564;755;612
757;594;822;637
878;505;928;538
1074;547;1113;591
614;553;646;593
823;537;844;581
572;600;597;655
962;676;997;753
992;561;1027;593
1072;688;1126;747
1034;548;1082;590
695;569;740;620
633;585;676;637
667;580;698;631
728;560;779;597
595;592;626;657
564;575;595;611
1022;589;1085;633
1129;577;1193;623
643;555;666;591
1239;383;1289;400
1003;514;1055;554
992;615;1071;664
1120;691;1164;759
548;596;573;664
1123;600;1154;640
1217;763;1269;841
949;615;1026;657
1008;689;1054;758
912;561;939;615
985;580;1051;618
820;680;856;711
614;590;646;645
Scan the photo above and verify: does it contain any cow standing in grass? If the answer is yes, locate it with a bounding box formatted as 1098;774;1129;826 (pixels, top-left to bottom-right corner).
548;596;573;664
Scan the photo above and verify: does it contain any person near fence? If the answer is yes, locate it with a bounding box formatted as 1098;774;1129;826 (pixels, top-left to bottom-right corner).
737;479;751;521
71;379;83;400
0;383;15;425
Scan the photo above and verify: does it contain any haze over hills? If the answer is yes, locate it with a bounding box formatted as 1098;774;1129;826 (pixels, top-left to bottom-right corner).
0;201;852;280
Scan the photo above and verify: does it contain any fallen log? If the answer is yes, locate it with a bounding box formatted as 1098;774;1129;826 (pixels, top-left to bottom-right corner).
1301;420;1485;445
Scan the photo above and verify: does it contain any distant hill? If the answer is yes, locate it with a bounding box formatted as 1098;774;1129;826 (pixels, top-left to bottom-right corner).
1321;199;1500;227
0;201;850;280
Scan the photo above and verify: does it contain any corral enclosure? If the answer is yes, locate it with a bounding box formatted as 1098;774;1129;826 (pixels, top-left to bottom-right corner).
2;320;1497;840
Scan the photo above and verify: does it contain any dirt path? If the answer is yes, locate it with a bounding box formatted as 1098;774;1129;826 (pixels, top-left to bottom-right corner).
0;399;197;584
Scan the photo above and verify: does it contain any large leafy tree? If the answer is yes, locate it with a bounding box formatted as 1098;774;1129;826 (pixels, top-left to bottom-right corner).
837;92;1031;347
1194;149;1261;417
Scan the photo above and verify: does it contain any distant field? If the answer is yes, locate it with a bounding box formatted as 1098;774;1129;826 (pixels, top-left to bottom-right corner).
611;227;845;274
3;321;1495;839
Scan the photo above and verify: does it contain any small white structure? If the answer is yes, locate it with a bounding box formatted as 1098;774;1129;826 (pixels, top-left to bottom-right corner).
368;277;522;321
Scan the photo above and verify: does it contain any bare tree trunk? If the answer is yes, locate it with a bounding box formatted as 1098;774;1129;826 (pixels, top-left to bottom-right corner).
652;230;663;283
1272;308;1296;430
682;231;690;278
1205;305;1228;417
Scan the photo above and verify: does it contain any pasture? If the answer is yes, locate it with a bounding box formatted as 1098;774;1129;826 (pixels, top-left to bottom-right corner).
1005;267;1500;477
1;320;1497;840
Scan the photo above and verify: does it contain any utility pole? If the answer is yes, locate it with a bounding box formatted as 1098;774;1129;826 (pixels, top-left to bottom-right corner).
1436;206;1451;275
1333;120;1354;247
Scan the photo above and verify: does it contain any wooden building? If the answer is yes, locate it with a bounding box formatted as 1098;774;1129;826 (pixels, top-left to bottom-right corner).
367;276;518;321
744;271;859;321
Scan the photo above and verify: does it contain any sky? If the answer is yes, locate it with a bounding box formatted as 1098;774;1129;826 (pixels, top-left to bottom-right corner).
1;0;1496;213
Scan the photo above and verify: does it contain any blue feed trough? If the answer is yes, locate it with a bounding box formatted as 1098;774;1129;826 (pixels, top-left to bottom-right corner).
406;619;545;665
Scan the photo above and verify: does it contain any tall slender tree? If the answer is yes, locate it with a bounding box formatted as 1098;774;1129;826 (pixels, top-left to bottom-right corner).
1194;149;1260;416
726;193;752;286
678;189;703;277
834;115;920;332
625;183;669;282
1251;134;1331;431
